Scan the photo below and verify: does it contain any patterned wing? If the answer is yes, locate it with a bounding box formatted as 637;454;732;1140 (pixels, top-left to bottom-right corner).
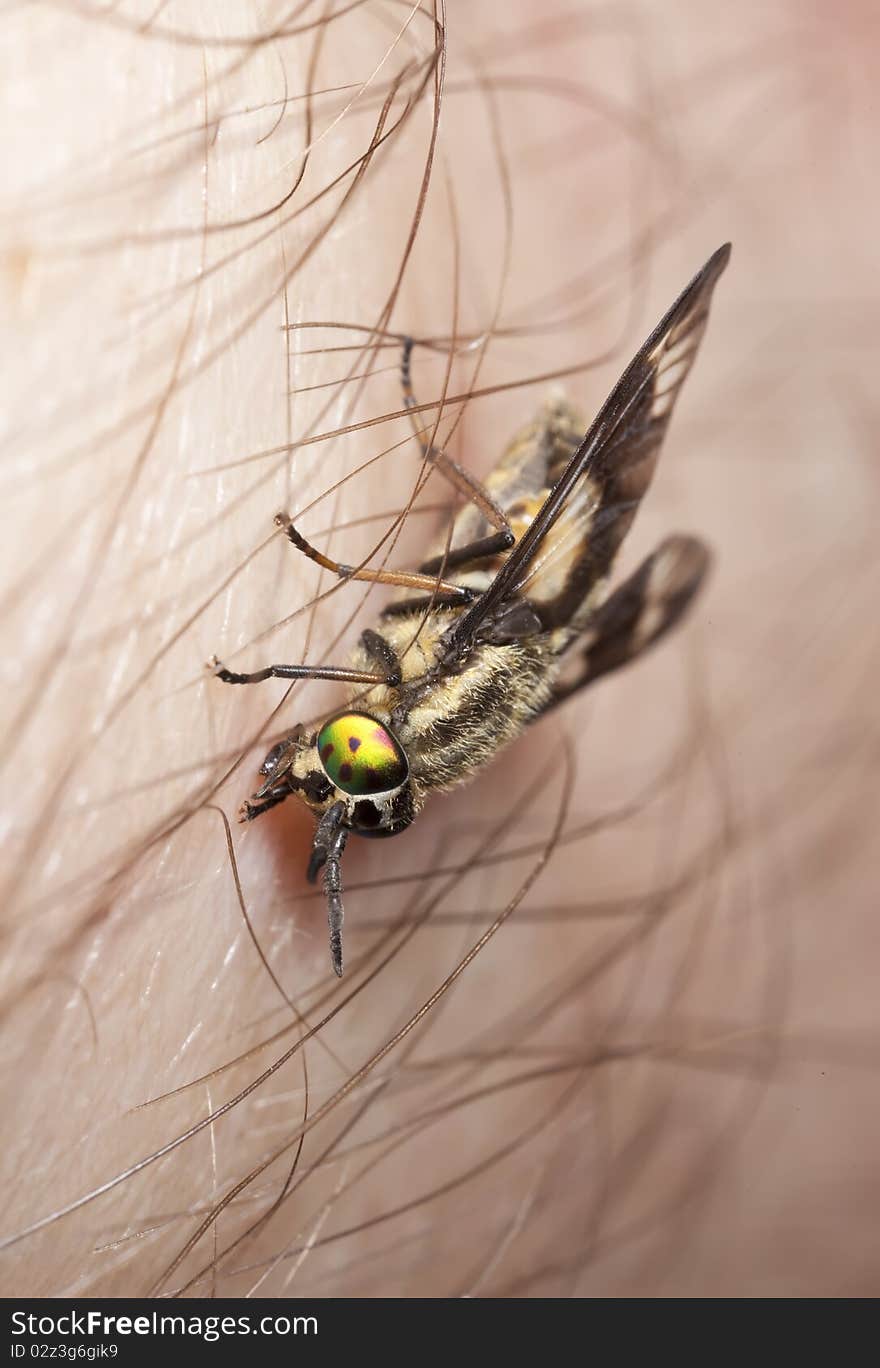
441;244;730;658
540;534;712;712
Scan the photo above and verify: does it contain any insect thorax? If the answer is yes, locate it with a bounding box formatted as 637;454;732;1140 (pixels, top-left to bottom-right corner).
346;610;559;801
340;397;604;801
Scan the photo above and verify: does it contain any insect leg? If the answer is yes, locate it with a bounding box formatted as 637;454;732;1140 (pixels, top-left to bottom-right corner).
211;629;406;715
209;655;389;688
540;535;711;714
274;513;475;603
380;592;478;619
238;788;289;822
360;627;402;684
271;336;522;607
401;337;515;573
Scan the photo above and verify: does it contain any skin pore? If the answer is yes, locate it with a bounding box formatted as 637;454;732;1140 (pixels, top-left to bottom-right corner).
1;2;878;1297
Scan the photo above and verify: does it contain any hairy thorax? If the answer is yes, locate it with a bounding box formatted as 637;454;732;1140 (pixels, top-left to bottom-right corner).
346;610;559;803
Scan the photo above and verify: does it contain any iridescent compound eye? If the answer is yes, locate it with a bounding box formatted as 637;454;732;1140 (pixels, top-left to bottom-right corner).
316;712;409;796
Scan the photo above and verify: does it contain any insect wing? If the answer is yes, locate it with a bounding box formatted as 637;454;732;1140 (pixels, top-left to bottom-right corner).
443;244;731;656
542;534;712;712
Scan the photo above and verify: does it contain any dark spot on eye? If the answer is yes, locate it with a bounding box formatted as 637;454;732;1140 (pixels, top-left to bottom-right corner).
320;742;334;762
366;768;382;790
349;736;361;752
339;763;353;782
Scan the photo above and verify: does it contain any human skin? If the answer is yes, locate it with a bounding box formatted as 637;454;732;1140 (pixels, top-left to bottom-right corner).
1;2;878;1297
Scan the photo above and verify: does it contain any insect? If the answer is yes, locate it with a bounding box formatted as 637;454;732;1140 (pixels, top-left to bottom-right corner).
213;245;730;977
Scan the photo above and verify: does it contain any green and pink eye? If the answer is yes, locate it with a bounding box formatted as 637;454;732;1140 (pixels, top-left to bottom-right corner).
316;713;408;796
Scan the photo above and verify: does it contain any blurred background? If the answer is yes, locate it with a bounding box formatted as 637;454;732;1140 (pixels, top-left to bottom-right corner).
1;1;877;1296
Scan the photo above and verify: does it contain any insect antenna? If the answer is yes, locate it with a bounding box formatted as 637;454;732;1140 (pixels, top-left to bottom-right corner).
324;830;349;979
307;800;349;977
